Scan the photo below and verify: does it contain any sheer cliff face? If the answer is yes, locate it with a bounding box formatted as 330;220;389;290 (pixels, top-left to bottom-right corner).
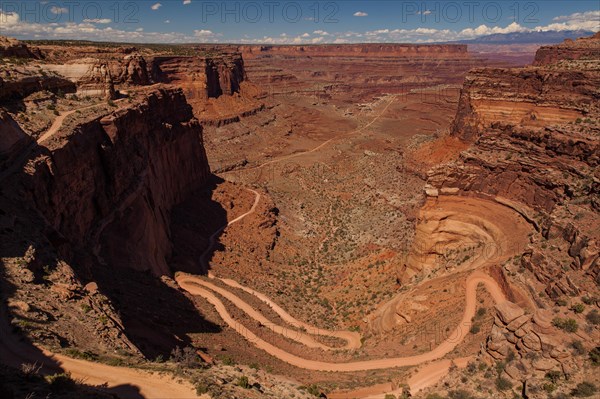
151;54;246;100
417;34;600;289
238;44;469;59
433;34;600;213
22;88;210;276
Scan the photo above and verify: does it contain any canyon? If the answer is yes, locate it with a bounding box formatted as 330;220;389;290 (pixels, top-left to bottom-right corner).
0;33;598;399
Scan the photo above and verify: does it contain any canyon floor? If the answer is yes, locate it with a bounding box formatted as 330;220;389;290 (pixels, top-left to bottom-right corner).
0;35;599;399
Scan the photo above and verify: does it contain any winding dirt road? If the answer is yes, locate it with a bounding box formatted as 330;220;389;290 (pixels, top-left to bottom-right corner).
177;271;507;372
200;189;261;267
37;109;77;143
0;307;196;398
215;276;362;349
179;276;359;350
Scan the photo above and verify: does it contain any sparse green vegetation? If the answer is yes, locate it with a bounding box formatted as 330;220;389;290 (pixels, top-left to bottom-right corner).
571;303;585;314
495;377;513;391
552;317;578;332
586;309;600;325
589;347;600;366
46;372;76;392
217;354;236;366
571;381;597;397
235;376;251;389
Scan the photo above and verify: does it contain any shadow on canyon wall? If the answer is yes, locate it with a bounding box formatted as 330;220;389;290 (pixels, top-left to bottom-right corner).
0;158;227;362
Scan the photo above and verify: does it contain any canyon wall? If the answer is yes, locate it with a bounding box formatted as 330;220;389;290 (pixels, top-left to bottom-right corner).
410;34;600;292
238;43;469;59
21;88;210;276
533;31;600;66
151;54;246;100
227;43;481;102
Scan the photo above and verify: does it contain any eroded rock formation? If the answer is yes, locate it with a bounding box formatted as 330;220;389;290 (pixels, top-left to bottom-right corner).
0;35;41;58
21;87;210;276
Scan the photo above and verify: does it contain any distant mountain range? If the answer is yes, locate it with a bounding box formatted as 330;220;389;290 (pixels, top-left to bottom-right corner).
454;30;596;44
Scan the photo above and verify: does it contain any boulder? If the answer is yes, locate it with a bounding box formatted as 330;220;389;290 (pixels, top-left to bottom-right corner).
495;301;525;324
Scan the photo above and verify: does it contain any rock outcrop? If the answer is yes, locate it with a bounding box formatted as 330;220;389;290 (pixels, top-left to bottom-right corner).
0;35;41;58
0;73;76;101
0;110;33;168
21;87;210;276
152;54;246;100
113;54;151;85
533;31;600;66
429;34;599;214
484;303;573;381
77;61;116;99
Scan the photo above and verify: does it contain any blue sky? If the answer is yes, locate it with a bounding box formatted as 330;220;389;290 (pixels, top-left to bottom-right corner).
1;1;599;43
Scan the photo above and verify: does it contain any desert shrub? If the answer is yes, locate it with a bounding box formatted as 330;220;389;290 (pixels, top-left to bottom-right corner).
170;346;201;368
543;383;556;393
47;372;76;392
586;309;600;325
469;324;481;334
20;362;42;380
218;354;236;366
545;370;562;384
590;347;600;365
195;382;210;395
552;317;578;332
571;382;597;397
426;394;444;399
65;348;98;361
300;384;322;397
582;296;596;305
448;390;475;399
571;303;585;314
384;395;396;399
235;376;251;389
570;340;586;355
496;377;513;391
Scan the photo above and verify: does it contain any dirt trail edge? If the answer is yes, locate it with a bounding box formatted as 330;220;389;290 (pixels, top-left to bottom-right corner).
0;306;196;398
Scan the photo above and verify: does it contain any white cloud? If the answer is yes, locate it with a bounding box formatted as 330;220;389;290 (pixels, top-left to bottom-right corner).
1;8;597;45
83;18;112;24
194;29;217;40
151;3;162;11
50;6;68;14
459;22;528;38
183;0;192;4
0;10;206;43
0;11;20;25
353;11;368;17
164;20;170;24
418;10;432;15
540;10;600;32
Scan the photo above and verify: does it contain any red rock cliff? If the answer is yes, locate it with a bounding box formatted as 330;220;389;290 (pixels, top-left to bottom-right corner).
533;31;600;66
21;88;210;276
238;43;468;59
151;54;246;100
